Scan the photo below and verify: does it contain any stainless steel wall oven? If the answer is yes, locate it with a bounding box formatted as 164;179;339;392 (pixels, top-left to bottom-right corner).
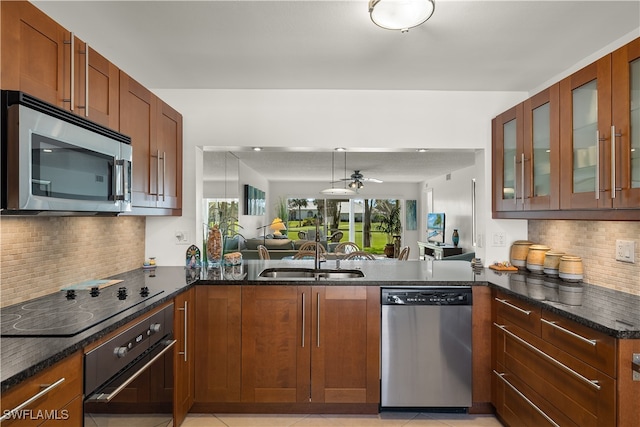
83;304;175;427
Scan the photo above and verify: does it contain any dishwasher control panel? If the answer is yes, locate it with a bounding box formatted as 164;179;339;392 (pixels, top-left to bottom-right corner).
382;287;472;306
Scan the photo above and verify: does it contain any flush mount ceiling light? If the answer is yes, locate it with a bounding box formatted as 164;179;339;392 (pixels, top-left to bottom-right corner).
368;0;435;33
320;151;356;196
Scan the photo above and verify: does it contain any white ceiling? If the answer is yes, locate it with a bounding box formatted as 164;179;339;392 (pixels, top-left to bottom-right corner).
33;0;640;183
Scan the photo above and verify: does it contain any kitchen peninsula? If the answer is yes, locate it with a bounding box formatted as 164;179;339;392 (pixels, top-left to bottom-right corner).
1;261;639;427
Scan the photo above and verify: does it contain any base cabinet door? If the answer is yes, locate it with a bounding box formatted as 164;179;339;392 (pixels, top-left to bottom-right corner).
174;288;196;426
311;286;380;404
241;286;310;403
194;286;242;403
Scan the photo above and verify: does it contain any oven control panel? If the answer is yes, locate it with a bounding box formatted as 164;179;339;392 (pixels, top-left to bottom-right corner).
84;303;174;395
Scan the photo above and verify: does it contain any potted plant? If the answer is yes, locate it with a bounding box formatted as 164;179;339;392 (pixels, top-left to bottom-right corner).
377;205;402;258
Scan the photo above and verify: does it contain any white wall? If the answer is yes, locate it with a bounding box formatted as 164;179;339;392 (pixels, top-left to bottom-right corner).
146;89;527;265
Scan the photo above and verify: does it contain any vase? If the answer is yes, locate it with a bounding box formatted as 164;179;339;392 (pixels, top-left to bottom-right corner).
206;224;224;267
452;229;459;247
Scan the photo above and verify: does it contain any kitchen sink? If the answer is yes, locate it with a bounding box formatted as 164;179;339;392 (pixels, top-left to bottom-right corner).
258;268;365;279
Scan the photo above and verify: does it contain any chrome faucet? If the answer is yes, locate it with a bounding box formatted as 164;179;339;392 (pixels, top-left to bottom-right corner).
315;219;325;270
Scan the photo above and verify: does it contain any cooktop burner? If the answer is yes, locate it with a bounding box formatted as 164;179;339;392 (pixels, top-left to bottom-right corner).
0;286;163;337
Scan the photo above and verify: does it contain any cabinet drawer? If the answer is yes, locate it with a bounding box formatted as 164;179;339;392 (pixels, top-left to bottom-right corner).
495;291;541;336
541;309;616;377
1;352;82;426
499;324;615;427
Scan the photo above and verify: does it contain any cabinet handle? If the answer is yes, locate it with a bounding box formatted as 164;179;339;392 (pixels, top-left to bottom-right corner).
162;152;166;201
85;45;89;117
317;292;320;348
178;301;188;362
596;130;602;200
493;370;560;427
521;152;525;201
495;298;531;316
301;293;306;348
541;318;597;346
0;377;65;422
611;125;621;198
494;323;601;390
63;33;75;110
156;150;161;199
513;155;518;206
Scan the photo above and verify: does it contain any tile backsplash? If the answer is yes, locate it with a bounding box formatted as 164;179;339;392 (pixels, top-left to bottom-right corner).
1;216;145;307
528;220;640;295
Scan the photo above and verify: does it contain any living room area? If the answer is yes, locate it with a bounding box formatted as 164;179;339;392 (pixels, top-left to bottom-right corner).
201;149;483;262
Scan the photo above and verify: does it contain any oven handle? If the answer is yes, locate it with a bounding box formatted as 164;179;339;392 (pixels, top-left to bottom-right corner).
86;339;176;403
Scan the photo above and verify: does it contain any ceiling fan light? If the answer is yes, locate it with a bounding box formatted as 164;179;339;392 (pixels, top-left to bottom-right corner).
320;187;356;195
369;0;435;32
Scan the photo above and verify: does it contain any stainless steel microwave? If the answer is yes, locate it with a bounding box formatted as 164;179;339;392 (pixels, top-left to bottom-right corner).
1;91;132;215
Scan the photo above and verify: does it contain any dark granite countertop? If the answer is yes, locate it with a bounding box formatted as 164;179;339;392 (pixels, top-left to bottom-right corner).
485;268;640;339
2;260;638;393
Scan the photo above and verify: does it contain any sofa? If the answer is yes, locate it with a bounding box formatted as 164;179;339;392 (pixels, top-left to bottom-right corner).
240;237;329;260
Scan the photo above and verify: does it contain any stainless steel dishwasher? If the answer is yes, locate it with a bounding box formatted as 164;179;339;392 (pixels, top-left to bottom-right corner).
381;287;473;410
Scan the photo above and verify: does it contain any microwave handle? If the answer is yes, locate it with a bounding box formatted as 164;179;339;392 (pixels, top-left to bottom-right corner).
113;159;131;202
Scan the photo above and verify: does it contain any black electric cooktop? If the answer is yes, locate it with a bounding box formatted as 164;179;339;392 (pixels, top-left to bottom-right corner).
0;286;163;337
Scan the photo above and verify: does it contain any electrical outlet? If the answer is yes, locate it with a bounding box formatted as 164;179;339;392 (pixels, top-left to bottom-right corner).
492;232;506;247
175;230;190;245
615;239;635;263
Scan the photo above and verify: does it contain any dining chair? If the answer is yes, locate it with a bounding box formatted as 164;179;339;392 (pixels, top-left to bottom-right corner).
329;231;344;242
298;241;326;253
343;251;376;260
257;245;270;260
398;246;410;260
334;242;360;255
293;250;317;260
298;230;307;239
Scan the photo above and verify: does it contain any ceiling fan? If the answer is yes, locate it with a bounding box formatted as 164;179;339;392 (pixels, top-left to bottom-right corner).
336;170;384;190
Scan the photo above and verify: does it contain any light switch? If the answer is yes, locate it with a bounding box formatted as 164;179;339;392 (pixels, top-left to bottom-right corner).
615;240;635;263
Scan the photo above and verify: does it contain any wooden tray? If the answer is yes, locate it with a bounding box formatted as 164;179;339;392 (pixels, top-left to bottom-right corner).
60;279;123;291
489;264;518;272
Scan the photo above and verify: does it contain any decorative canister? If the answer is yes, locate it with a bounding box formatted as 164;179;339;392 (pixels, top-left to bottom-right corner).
510;240;534;268
206;224;224;267
559;255;583;282
543;251;565;276
526;244;550;273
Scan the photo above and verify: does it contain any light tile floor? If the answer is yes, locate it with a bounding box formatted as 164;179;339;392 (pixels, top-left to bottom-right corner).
183;413;504;427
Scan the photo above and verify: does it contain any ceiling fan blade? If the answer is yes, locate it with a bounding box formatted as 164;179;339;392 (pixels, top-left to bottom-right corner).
362;177;383;183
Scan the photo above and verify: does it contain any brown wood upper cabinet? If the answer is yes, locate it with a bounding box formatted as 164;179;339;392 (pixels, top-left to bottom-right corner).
73;37;120;129
493;86;560;213
560;38;640;210
493;37;640;218
1;1;119;129
120;71;183;214
1;1;70;108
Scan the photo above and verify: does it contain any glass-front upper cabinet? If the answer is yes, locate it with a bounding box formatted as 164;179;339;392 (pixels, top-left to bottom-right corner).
612;38;640;208
559;56;613;209
523;85;560;210
492;104;523;212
